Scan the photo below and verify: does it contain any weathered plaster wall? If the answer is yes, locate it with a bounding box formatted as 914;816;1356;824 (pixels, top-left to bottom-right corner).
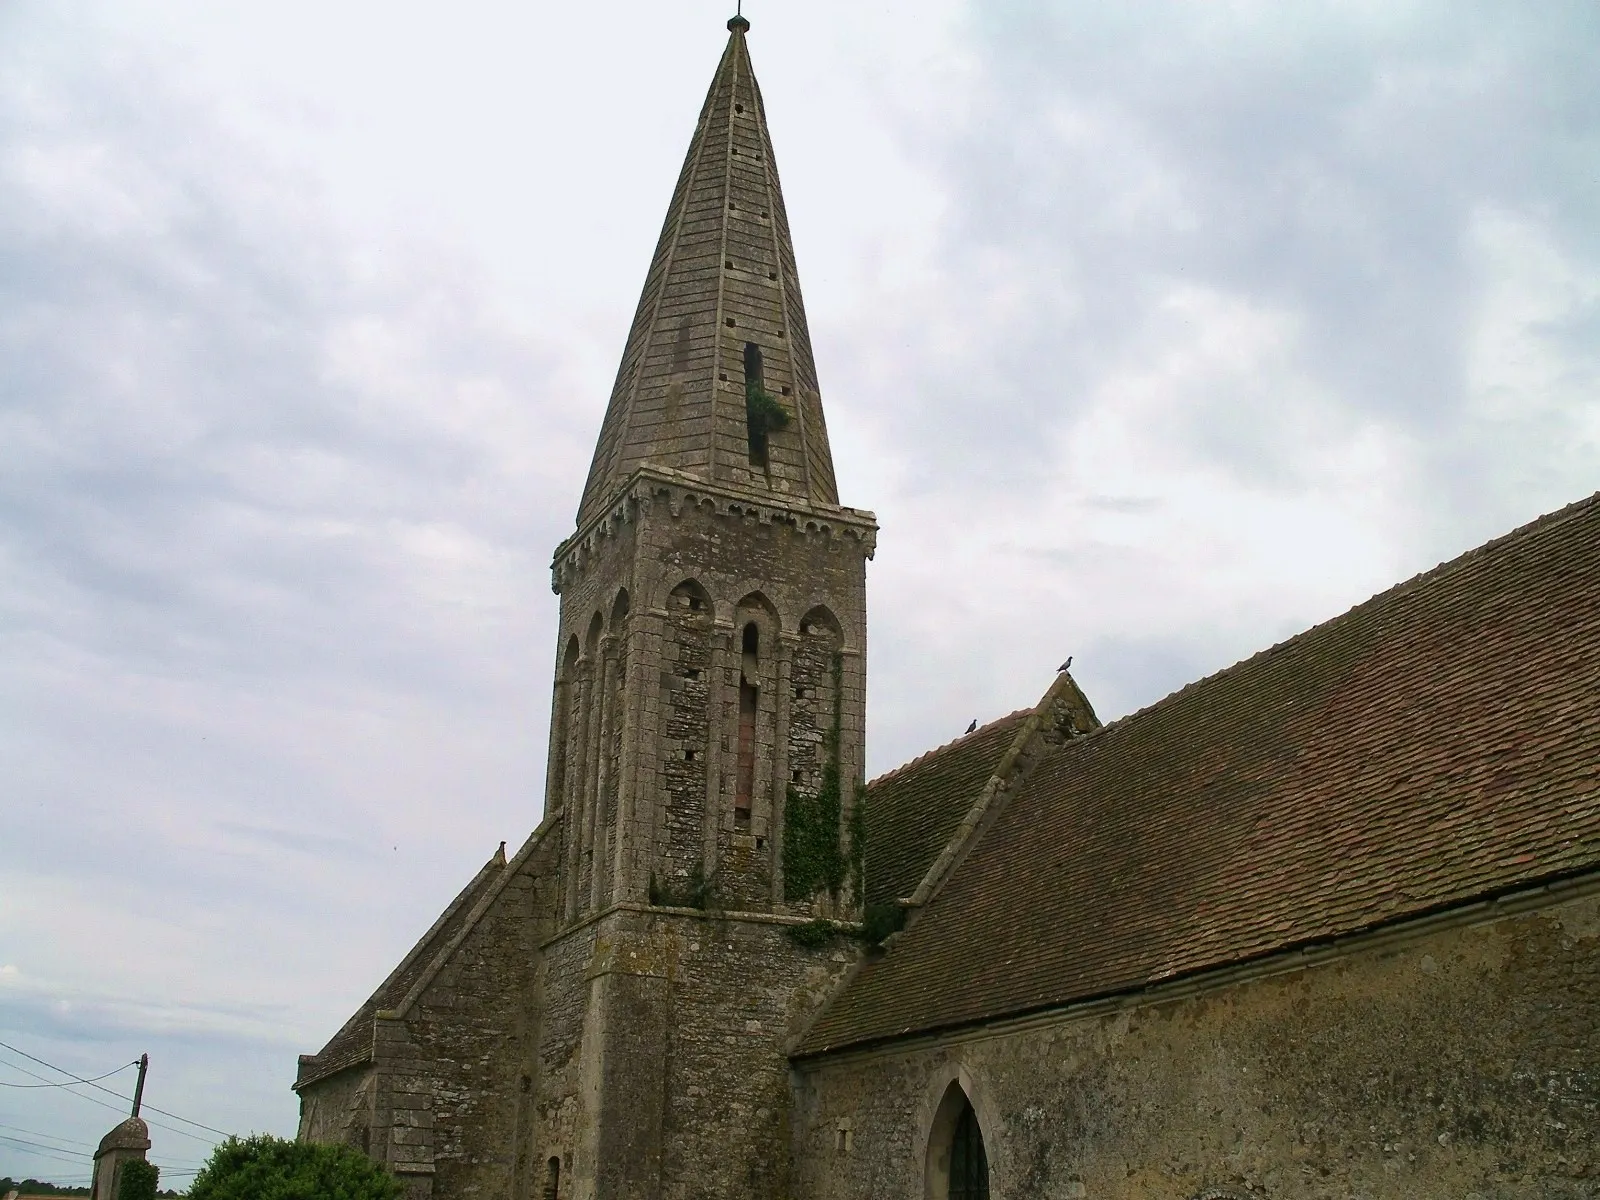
792;886;1600;1200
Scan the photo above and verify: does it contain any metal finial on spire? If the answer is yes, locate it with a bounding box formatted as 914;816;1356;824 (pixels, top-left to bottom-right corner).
728;2;749;33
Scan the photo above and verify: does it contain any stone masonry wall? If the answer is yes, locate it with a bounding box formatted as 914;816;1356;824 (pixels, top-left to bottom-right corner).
551;472;873;916
526;905;860;1200
529;920;598;1194
791;885;1600;1200
297;1064;374;1153
661;584;714;893
380;830;565;1200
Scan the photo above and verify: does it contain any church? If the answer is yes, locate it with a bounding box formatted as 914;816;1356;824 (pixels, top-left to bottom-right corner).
295;16;1600;1200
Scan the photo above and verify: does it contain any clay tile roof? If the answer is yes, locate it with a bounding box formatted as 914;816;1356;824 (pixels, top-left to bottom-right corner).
800;493;1600;1057
295;848;506;1089
863;711;1033;909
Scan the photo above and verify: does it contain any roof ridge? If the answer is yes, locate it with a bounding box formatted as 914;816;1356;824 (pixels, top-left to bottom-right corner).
796;675;1093;1045
1088;491;1600;745
385;814;562;1022
294;841;507;1088
866;709;1033;790
903;673;1098;912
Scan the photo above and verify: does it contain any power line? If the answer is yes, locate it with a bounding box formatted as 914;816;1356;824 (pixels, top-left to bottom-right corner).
0;1056;129;1117
0;1050;220;1147
0;1039;233;1141
0;1131;89;1165
0;1061;136;1088
0;1121;97;1150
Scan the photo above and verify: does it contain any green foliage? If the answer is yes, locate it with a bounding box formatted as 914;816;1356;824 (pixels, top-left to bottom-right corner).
187;1134;402;1200
648;861;715;909
785;918;839;949
861;901;906;947
117;1159;160;1200
784;653;846;901
744;379;790;435
0;1181;90;1197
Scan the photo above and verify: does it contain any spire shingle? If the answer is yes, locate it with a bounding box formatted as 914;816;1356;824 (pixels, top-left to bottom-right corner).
576;18;839;527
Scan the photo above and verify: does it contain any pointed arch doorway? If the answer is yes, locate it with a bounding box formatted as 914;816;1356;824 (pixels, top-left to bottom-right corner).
926;1080;990;1200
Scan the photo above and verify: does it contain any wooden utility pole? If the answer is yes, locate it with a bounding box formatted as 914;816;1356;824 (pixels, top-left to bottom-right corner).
131;1053;148;1117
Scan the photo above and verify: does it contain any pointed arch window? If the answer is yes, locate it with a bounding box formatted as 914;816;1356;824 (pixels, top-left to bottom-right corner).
948;1097;989;1200
927;1082;990;1200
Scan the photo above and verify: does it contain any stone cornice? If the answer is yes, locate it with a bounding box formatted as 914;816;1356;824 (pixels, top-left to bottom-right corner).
553;464;877;594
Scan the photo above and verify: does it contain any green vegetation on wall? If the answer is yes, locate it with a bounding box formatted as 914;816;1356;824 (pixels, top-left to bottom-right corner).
745;379;790;436
785;652;846;901
861;901;906;947
785;918;839;948
649;861;715;909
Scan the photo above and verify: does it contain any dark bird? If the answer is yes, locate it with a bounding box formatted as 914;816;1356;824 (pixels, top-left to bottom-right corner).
965;719;978;734
1058;656;1073;671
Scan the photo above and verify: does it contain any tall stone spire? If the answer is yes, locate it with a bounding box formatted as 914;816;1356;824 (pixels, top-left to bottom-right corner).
577;14;839;528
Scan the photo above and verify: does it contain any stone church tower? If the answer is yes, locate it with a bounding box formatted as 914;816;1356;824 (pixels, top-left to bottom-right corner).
299;16;1600;1200
551;11;874;928
297;17;875;1199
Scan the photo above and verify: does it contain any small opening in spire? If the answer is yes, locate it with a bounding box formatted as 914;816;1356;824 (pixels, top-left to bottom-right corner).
735;104;745;114
744;342;768;468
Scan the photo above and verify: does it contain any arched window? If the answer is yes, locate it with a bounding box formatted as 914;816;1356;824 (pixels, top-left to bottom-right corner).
543;1155;560;1200
948;1097;988;1200
926;1081;989;1200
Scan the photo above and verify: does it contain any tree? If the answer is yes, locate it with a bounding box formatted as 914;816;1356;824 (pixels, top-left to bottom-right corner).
117;1159;160;1200
187;1135;402;1200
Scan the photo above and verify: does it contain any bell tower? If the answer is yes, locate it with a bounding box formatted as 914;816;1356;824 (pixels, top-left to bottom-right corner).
547;13;875;924
532;17;876;1197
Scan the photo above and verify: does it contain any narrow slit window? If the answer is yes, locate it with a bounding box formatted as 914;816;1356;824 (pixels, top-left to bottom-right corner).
744;342;788;467
735;622;759;824
744;342;767;467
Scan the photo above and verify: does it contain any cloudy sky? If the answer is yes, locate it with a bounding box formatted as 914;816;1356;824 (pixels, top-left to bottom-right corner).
3;0;1597;1183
